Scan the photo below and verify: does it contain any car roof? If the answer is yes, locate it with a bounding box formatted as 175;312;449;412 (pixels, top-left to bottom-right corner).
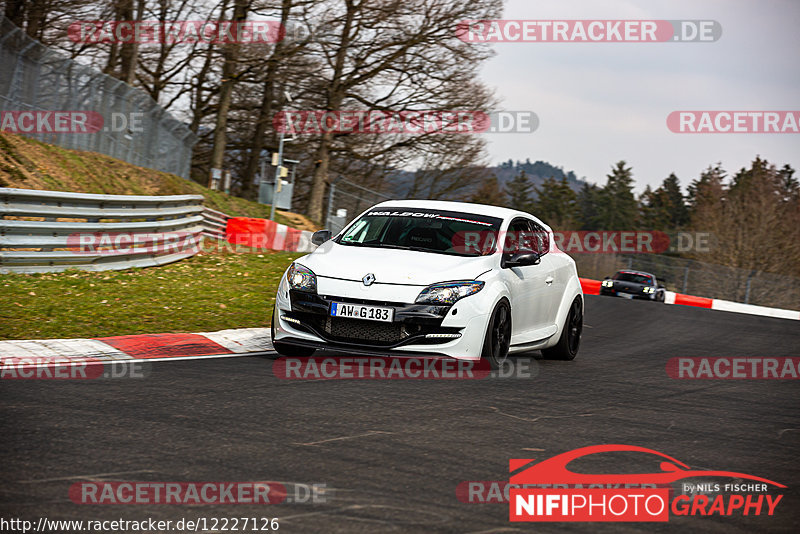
616;270;656;278
370;199;547;227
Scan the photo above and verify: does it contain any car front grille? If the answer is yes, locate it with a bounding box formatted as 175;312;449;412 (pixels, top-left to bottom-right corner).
326;317;409;344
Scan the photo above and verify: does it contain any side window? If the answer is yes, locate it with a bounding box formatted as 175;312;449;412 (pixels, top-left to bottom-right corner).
505;219;530;255
530;221;549;256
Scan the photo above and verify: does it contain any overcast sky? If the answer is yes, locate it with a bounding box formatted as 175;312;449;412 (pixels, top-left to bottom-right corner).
479;0;800;192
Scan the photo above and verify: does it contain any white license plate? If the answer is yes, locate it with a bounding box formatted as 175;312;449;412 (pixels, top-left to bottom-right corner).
331;302;394;322
619;293;635;299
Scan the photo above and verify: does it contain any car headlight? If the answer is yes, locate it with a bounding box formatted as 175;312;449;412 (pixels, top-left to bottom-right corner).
415;281;484;305
602;280;614;287
287;263;317;293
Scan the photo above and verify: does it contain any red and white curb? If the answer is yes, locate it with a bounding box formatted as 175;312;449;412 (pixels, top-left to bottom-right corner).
0;328;274;368
580;278;800;321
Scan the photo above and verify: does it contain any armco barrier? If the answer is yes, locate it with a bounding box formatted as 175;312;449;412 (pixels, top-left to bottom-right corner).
579;278;800;320
200;207;230;240
0;187;205;273
226;217;316;253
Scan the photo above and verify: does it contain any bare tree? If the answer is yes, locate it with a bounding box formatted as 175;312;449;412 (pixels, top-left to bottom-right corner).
298;0;502;222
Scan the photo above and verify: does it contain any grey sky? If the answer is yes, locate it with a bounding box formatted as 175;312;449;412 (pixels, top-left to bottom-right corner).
479;0;800;192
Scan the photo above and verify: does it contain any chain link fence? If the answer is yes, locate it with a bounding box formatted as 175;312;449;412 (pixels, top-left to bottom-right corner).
325;177;392;234
573;252;800;310
0;17;196;179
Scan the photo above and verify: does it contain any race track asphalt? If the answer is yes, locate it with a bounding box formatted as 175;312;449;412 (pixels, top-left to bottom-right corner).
1;295;799;533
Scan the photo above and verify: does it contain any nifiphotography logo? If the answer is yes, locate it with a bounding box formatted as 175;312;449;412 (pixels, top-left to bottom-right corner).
508;445;785;522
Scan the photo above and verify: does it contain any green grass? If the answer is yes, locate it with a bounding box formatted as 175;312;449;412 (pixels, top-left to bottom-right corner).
0;244;301;340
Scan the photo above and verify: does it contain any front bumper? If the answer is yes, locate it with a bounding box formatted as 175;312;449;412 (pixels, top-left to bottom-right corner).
600;287;655;300
273;286;489;359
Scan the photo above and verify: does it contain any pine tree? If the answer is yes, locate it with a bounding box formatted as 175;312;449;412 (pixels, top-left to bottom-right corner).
577;182;601;230
640;173;689;229
533;176;578;229
597;161;638;230
470;175;506;207
506;170;534;212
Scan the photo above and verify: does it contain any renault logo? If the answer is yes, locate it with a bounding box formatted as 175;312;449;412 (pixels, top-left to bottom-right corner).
362;273;376;286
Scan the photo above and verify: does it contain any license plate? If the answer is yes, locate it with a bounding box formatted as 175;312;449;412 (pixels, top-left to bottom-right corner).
619;293;634;299
330;302;394;322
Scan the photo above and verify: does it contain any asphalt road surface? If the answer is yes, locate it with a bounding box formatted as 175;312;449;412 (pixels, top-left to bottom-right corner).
2;295;799;533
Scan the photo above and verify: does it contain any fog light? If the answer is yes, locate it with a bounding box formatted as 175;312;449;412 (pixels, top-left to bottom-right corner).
281;315;302;325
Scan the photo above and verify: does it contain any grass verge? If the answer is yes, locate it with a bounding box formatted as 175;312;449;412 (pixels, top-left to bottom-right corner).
0;243;300;340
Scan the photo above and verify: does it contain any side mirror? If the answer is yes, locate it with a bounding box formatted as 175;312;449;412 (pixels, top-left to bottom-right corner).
311;230;331;246
504;252;541;268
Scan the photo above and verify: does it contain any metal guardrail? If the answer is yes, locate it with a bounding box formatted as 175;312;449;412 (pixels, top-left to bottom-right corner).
200;207;230;240
0;187;228;273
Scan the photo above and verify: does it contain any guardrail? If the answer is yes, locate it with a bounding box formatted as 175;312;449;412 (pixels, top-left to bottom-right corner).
200;207;230;240
0;187;212;273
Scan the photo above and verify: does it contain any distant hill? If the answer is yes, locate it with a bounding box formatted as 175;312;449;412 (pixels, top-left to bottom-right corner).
492;159;585;194
388;159;587;199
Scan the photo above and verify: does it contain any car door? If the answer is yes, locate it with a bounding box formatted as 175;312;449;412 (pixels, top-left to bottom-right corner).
530;221;561;327
502;218;553;343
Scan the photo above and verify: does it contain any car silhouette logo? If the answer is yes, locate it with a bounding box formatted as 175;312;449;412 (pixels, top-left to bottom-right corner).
362;273;376;286
509;444;785;487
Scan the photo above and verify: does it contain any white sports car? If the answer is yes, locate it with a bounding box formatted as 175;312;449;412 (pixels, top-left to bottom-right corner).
271;200;583;367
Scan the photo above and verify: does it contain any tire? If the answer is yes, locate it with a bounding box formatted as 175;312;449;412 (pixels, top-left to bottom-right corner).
481;300;511;370
656;291;666;303
270;306;316;357
541;296;582;361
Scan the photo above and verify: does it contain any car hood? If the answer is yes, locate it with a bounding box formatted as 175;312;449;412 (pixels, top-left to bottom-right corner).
298;241;495;286
612;280;646;291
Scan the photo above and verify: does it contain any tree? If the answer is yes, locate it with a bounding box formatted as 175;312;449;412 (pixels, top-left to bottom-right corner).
469;176;505;207
301;0;502;223
533;176;577;229
208;0;251;180
597;160;638;230
577;182;601;230
640;173;688;229
506;170;533;212
689;158;800;278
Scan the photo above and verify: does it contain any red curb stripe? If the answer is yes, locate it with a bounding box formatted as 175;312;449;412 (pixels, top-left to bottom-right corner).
673;293;713;308
94;333;233;359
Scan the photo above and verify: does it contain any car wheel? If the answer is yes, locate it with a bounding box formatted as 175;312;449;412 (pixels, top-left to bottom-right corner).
541;296;582;361
481;300;511;370
270;306;316;357
656;291;665;303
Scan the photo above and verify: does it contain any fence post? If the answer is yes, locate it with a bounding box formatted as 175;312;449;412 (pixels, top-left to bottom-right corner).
325;183;336;229
744;270;756;304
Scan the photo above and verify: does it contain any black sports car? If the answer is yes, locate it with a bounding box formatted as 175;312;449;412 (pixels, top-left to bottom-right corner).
600;270;666;302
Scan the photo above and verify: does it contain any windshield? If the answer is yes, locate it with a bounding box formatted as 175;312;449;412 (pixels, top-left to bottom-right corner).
336;208;503;257
613;272;654;285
